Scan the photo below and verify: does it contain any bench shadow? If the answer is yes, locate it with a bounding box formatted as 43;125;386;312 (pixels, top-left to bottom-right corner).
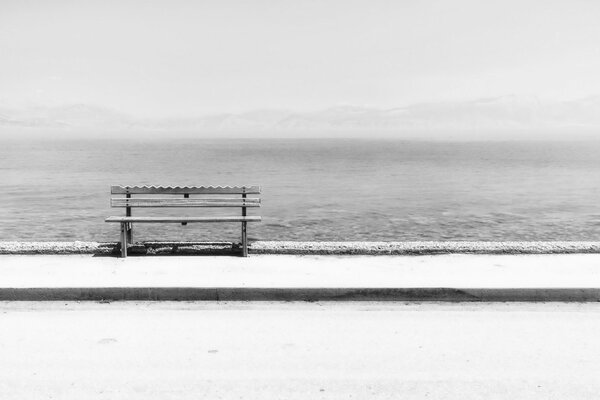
92;242;246;257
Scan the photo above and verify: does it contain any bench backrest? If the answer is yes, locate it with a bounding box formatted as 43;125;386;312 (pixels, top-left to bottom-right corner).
111;185;261;216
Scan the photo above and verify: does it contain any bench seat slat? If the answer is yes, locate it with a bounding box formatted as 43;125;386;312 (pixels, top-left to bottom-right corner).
111;185;261;195
105;216;261;223
111;198;260;208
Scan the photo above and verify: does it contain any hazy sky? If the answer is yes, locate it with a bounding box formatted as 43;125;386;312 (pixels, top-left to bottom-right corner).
2;0;600;117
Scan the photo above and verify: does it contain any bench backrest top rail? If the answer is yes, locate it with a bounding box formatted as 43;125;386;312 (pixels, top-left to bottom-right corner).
111;185;261;195
111;197;260;208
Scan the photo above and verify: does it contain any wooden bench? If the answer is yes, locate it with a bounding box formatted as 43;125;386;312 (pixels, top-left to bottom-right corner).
105;185;261;257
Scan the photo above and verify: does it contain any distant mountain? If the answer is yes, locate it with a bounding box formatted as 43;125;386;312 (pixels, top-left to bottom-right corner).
2;96;600;131
142;109;294;131
0;104;134;129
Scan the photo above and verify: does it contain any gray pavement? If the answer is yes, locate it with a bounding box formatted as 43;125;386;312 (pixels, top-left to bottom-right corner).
1;301;600;399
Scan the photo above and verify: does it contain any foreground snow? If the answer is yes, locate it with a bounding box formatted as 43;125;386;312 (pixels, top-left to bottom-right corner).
1;302;599;399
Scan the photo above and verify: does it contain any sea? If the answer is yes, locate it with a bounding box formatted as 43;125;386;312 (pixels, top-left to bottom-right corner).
2;138;600;242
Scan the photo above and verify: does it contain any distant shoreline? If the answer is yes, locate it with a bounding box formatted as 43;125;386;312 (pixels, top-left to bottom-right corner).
1;241;600;256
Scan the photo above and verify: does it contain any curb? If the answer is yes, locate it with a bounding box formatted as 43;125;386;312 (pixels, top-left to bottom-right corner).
1;288;600;302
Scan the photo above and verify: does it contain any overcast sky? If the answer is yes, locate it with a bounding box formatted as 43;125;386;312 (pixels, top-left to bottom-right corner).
2;0;600;117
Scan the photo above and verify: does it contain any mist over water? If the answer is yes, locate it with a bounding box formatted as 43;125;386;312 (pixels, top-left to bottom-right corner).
1;137;599;242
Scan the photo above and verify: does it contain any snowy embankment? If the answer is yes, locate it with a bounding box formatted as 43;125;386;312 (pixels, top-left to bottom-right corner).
1;241;600;255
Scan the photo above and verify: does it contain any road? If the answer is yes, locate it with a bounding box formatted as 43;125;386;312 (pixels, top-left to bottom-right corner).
1;302;600;399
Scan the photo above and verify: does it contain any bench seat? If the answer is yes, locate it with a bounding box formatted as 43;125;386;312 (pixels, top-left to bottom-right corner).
105;216;261;223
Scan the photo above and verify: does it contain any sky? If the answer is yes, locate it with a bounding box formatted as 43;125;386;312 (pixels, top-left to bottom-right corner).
2;0;600;118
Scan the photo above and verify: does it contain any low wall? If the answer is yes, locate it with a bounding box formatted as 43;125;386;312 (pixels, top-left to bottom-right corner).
1;241;600;255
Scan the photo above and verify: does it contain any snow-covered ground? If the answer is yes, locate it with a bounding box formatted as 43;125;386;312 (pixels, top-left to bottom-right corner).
1;253;600;289
1;301;599;399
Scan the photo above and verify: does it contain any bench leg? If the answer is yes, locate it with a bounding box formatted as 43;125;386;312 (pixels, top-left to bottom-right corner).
126;223;133;245
241;221;248;257
120;222;128;258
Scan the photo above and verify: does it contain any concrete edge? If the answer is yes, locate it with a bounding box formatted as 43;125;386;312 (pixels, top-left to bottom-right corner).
2;241;600;255
1;288;600;302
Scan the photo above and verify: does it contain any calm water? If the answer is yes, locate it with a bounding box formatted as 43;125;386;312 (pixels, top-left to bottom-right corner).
1;138;600;242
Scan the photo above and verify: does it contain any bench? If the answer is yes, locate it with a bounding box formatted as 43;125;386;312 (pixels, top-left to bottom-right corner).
105;185;261;257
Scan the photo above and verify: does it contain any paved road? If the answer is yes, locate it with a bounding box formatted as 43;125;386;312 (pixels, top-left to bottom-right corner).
1;302;600;399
